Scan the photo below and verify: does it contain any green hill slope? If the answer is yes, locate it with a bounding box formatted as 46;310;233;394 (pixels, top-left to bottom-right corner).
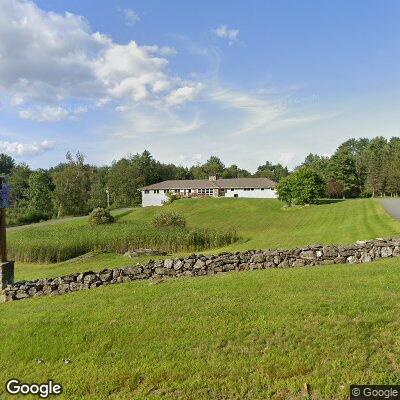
131;198;400;250
9;198;400;280
2;258;400;399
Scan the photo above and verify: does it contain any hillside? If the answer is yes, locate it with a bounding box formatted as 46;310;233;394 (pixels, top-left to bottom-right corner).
127;197;400;250
9;198;400;281
2;258;400;399
3;198;400;399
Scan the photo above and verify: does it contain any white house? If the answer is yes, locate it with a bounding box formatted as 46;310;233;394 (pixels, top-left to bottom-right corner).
140;176;277;207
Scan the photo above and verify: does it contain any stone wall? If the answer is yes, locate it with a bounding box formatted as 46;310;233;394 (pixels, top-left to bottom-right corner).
2;237;400;302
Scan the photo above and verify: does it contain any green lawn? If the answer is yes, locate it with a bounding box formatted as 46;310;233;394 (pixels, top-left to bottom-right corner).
3;197;400;399
11;198;400;281
2;258;400;399
147;198;400;250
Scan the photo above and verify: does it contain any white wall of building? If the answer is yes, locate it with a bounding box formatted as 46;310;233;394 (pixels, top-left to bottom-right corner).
141;187;277;207
224;188;277;199
142;191;168;207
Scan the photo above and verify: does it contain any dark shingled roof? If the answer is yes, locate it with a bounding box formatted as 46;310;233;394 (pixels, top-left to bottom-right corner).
140;177;276;190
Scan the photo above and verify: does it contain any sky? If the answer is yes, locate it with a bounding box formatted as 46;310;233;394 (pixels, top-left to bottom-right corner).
0;0;399;172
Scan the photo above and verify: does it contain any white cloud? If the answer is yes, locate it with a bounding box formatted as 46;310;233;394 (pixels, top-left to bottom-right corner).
0;0;199;121
210;88;284;135
143;45;177;57
213;25;239;44
0;139;55;156
165;83;202;106
114;104;203;137
123;8;139;26
278;152;296;164
209;87;328;136
18;105;87;122
177;153;203;163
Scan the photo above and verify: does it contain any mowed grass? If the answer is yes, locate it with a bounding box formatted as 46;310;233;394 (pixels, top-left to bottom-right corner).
2;258;400;399
142;198;400;250
10;198;400;281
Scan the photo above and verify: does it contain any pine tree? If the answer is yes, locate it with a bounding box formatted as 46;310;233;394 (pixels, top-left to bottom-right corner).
364;137;388;197
328;145;360;198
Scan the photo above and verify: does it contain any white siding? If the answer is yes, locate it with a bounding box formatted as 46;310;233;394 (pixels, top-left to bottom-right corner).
224;188;277;199
142;191;168;207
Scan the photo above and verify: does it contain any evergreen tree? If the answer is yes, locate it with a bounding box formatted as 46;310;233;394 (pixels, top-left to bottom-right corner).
255;162;289;182
328;145;360;198
385;137;400;196
364;137;388;197
300;154;330;179
0;154;15;175
222;164;251;178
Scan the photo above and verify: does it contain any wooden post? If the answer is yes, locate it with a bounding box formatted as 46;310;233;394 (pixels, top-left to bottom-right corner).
0;176;6;263
0;175;14;292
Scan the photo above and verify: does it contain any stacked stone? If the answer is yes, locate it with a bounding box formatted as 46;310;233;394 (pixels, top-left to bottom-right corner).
2;238;400;302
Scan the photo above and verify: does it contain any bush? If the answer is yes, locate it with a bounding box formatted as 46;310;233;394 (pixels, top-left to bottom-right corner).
152;211;186;228
162;192;179;205
276;167;325;206
88;208;115;226
6;204;52;226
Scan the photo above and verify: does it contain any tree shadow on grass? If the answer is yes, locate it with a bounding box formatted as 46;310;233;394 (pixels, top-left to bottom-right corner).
318;199;345;205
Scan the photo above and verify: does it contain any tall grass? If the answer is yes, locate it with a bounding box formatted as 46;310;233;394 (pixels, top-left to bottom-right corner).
8;221;238;263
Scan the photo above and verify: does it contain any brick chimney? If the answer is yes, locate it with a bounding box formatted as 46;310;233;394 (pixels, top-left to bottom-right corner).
208;175;219;181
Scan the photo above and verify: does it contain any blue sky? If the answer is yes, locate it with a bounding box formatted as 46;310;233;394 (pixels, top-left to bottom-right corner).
0;0;399;171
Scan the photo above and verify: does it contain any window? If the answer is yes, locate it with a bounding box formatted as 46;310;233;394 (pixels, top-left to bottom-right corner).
154;190;159;194
188;189;191;193
251;188;254;191
164;190;169;193
174;189;179;193
230;188;234;191
234;194;238;198
144;190;149;194
261;188;265;191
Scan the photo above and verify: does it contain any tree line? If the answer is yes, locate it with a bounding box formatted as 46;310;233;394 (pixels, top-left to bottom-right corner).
0;150;288;224
0;135;398;223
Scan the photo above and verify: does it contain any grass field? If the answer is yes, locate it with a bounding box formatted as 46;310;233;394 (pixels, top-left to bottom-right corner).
2;258;400;399
10;198;400;281
2;198;400;399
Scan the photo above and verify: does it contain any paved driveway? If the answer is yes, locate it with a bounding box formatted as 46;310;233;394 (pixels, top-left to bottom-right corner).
379;198;400;220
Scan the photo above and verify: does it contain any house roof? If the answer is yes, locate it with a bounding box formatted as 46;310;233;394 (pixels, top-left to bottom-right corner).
140;177;276;191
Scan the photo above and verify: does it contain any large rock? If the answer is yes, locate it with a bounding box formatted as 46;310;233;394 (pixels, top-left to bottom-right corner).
300;250;315;260
381;247;393;258
164;259;174;269
193;259;206;269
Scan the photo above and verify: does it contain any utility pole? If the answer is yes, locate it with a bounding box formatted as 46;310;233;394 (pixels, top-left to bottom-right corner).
106;187;110;209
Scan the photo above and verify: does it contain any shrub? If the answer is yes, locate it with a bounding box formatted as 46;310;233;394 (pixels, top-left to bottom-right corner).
88;208;115;226
276;167;325;206
152;211;186;228
162;192;179;205
6;204;52;226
